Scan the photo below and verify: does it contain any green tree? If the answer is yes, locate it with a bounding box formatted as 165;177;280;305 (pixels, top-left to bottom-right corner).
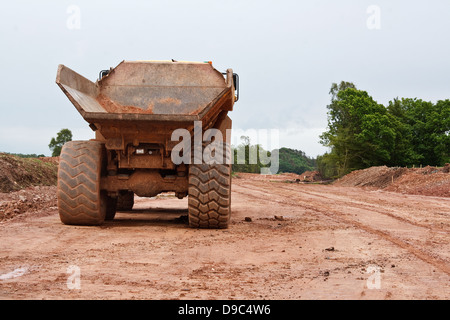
387;98;450;166
319;82;450;180
386;98;421;166
319;82;357;178
317;152;339;179
433;100;450;165
49;129;73;157
320;83;398;177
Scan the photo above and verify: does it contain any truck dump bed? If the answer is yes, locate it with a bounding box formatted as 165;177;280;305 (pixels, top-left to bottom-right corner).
56;60;236;124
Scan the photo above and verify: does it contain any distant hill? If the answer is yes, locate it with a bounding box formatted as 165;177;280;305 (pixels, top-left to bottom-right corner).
278;148;317;174
232;145;316;175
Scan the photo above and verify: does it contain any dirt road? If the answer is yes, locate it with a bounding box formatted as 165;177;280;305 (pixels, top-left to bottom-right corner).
0;175;449;300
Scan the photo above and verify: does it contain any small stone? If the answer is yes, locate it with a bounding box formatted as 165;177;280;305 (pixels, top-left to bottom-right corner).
244;217;252;222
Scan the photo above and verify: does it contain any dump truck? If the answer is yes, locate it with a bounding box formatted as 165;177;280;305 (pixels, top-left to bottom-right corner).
55;60;239;228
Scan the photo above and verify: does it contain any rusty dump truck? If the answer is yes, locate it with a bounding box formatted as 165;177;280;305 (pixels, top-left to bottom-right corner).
56;60;239;228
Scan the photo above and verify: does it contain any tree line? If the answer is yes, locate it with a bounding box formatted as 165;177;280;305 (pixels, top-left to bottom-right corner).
318;81;450;179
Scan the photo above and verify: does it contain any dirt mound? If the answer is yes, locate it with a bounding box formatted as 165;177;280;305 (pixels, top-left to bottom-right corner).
335;166;408;188
298;170;323;182
335;165;450;197
0;153;58;193
0;186;57;222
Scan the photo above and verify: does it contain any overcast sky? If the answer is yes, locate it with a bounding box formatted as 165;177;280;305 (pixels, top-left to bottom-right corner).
1;0;449;157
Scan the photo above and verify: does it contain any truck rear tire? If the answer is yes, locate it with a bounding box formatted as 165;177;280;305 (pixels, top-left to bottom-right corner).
188;164;231;229
57;140;115;225
116;191;134;211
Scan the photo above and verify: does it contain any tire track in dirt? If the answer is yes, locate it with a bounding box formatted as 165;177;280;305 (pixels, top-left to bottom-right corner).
232;180;450;275
276;184;450;234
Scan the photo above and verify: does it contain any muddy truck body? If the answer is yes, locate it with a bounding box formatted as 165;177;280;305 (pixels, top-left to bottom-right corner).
55;60;239;228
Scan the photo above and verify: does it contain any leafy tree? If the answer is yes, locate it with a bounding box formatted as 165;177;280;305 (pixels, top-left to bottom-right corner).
317;152;339;179
319;82;450;179
387;98;450;166
386;98;422;166
320;82;360;177
49;129;73;157
433;100;450;165
320;83;397;176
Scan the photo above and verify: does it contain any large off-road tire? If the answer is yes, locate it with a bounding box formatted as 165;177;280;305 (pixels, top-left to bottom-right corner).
57;140;116;226
116;191;134;211
188;164;231;229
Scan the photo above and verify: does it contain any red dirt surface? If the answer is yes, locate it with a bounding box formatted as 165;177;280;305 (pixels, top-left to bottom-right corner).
0;186;57;222
1;162;449;299
0;172;449;300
